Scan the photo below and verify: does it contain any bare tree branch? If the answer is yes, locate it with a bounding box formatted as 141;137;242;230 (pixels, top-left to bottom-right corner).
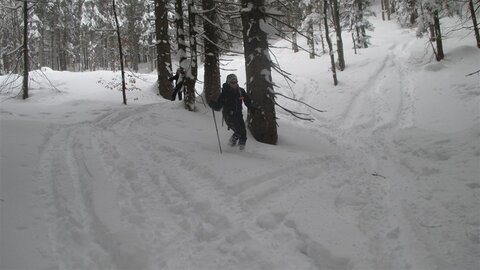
274;101;315;121
274;92;326;113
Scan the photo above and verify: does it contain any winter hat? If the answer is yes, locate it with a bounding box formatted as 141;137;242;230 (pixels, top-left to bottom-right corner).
226;74;238;84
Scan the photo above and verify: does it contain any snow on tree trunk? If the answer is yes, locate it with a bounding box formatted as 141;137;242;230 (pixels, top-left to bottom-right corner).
331;0;345;71
175;0;187;66
155;0;173;99
292;31;299;53
202;0;221;106
324;0;338;86
22;0;29;100
184;0;197;111
433;10;444;61
241;0;278;145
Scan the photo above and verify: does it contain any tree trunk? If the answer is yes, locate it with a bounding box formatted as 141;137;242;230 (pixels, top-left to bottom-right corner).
385;0;391;20
433;10;444;61
331;0;345;71
292;31;299;53
11;8;21;73
308;22;315;59
202;0;221;106
102;35;107;69
155;0;174;99
39;23;45;67
184;0;197;111
352;32;357;54
50;31;55;70
288;13;299;53
409;1;418;26
469;0;480;48
74;0;85;71
110;36;116;71
324;0;337;86
150;41;155;72
357;0;368;48
241;0;277;145
82;37;87;70
362;27;368;48
113;0;127;105
0;46;3;74
175;0;187;64
22;0;29;99
60;31;68;70
381;0;385;21
319;24;326;54
126;0;140;72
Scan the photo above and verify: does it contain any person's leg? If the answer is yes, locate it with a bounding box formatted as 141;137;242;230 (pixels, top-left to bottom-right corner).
228;133;239;146
171;89;177;101
224;116;239;146
236;117;247;147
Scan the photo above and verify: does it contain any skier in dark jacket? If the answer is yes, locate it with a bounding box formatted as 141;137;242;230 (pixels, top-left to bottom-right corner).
212;74;255;149
169;68;184;101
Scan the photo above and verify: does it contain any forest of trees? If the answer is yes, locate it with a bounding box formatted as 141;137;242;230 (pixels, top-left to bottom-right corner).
1;0;479;143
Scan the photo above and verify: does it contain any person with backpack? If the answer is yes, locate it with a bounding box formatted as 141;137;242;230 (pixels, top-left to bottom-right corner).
169;68;185;101
212;74;256;150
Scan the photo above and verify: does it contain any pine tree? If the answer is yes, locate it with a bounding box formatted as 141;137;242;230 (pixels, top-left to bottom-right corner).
123;0;145;72
381;0;391;20
174;0;187;69
138;1;157;71
417;0;462;61
331;0;345;71
396;0;419;27
302;3;318;59
201;0;221;106
155;0;174;98
287;1;303;53
22;0;29;99
241;0;277;144
112;0;127;104
1;0;22;74
343;0;374;49
324;0;337;85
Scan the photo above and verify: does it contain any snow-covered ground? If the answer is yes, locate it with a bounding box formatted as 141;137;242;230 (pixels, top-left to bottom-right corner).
1;12;479;270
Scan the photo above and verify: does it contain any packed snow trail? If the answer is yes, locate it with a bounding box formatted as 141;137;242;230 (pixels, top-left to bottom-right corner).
300;20;480;270
329;40;431;269
31;103;369;270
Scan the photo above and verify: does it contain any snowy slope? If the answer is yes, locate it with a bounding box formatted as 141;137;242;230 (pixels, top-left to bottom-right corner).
1;12;479;270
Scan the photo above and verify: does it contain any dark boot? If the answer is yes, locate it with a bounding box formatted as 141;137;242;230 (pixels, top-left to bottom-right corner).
229;134;239;146
238;140;246;150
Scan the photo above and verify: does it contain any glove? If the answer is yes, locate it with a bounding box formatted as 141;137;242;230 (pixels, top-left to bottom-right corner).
210;101;222;111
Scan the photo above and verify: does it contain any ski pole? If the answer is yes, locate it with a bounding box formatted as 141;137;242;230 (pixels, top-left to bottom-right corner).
211;108;222;154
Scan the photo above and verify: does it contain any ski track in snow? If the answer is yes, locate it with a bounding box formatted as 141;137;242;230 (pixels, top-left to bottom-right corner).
34;104;360;269
314;41;424;269
30;55;477;269
316;36;479;270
